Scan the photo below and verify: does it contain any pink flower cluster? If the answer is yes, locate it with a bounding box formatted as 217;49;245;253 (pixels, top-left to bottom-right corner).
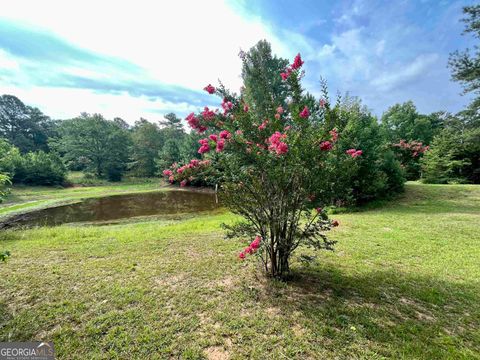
320;141;333;151
239;236;262;260
203;84;215;94
198;130;232;154
162;159;211;186
198;138;210;154
281;53;304;80
330;128;338;142
221;98;234;114
258;119;269;130
299;106;310;119
186;112;207;133
267;131;288;155
393;140;429;157
201;106;216;121
346;149;363;158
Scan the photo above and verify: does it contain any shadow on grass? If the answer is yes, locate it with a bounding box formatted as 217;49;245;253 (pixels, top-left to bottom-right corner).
256;265;480;358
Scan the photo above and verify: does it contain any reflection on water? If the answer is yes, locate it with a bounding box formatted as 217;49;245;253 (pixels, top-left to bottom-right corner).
7;190;220;228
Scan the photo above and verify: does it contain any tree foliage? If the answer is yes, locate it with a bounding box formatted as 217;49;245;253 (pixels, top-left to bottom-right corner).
449;5;480;113
57;113;131;181
0;95;55;153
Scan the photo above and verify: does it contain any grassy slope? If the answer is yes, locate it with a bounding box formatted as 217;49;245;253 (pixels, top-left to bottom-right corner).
0;183;479;359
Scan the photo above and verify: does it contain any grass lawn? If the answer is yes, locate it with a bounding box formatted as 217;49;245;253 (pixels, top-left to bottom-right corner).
0;183;479;359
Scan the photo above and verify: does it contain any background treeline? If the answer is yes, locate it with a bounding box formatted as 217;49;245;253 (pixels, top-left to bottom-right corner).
0;90;478;203
0;94;204;185
0;5;479;204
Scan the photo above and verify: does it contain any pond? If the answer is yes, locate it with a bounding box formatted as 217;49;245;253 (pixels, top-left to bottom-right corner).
4;190;221;228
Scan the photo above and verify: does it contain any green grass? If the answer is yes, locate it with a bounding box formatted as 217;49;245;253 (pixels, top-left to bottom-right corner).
0;183;479;359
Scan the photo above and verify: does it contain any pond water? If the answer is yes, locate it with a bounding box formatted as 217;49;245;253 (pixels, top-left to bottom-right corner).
5;190;221;228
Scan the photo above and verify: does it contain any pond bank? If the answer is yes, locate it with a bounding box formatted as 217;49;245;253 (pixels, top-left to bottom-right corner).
0;181;216;226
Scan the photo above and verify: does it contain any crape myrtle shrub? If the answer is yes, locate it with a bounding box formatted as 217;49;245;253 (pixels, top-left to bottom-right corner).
162;41;403;278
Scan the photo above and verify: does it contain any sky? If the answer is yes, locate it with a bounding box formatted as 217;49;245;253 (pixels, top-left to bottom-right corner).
0;0;477;124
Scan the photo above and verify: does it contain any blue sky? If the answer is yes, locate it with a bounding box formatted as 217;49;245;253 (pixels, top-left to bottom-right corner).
0;0;476;123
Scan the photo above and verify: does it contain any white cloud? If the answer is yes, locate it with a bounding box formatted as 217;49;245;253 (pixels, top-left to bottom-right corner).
370;53;439;91
0;0;293;122
0;0;285;92
0;49;20;71
0;85;198;123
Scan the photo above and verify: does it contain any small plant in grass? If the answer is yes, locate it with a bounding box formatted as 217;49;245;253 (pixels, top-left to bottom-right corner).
0;250;10;262
162;41;360;278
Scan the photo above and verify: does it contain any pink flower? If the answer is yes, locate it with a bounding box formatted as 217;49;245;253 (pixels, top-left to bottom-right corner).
275;142;288;155
346;149;362;158
221;99;234;114
180;180;187;187
274;113;281;120
219;130;231;139
291;53;304;70
316;207;322;213
299;106;310;118
168;176;174;183
198;138;210;153
162;169;173;177
201;107;216;120
177;166;185;174
319;99;326;108
239;252;246;260
320;141;333;151
258;119;269;130
236;130;243;136
243;104;249;112
190;159;200;167
216;139;225;152
284;125;292;131
198;145;210;154
330;128;338;142
250;236;261;249
203;84;215;94
280;72;289;80
209;134;218;142
245;246;254;255
276;106;284;114
186;112;201;131
280;66;293;81
267;131;287;146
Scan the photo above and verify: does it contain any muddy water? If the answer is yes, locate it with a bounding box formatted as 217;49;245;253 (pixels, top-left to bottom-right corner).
5;190;221;228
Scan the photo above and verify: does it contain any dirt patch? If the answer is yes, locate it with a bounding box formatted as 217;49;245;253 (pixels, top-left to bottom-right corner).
154;273;186;289
204;346;230;360
266;306;281;317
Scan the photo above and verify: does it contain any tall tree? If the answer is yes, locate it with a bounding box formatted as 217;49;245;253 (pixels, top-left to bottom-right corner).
381;101;441;144
0;95;53;153
449;5;480;114
130;118;163;177
58;113;131;181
